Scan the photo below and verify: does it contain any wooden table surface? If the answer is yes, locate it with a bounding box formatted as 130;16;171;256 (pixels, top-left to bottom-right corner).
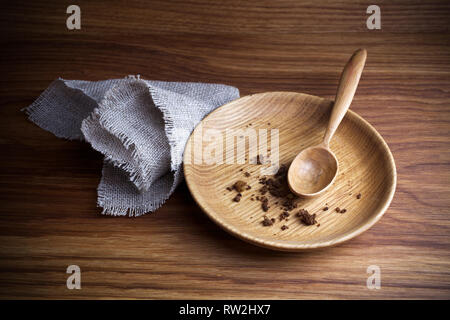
1;0;449;299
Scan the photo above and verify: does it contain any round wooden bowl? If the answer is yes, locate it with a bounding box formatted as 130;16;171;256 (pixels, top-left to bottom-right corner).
183;92;396;251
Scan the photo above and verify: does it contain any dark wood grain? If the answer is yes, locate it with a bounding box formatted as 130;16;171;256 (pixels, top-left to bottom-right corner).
0;0;449;299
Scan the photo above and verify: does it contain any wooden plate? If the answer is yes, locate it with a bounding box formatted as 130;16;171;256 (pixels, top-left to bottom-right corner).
183;92;396;251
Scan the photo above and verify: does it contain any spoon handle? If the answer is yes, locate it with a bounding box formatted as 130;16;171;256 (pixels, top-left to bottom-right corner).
322;48;367;147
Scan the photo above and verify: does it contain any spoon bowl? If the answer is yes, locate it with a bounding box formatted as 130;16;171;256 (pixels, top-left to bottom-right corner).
288;48;367;197
288;146;338;197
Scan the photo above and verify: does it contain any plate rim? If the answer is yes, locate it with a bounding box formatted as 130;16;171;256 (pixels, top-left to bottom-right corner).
183;91;397;251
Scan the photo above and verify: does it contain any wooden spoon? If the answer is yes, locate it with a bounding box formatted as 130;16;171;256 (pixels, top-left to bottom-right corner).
288;48;367;197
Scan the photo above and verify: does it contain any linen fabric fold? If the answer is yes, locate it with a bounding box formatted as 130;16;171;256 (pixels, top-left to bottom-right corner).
25;76;239;216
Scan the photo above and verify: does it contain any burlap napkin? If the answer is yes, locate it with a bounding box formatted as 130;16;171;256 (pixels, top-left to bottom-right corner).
24;76;239;216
